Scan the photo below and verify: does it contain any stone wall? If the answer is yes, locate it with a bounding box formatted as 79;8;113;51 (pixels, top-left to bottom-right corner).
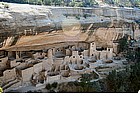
10;60;20;68
107;48;113;59
83;50;89;57
33;62;43;73
65;49;71;56
0;57;8;70
21;67;33;82
54;58;63;66
100;51;107;60
48;49;53;58
42;59;53;71
63;56;70;65
3;68;16;83
47;75;61;84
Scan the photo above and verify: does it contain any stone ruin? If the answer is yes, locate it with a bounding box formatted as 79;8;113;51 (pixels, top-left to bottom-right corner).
0;41;117;91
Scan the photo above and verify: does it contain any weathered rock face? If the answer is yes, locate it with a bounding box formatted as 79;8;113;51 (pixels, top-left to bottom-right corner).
0;3;140;50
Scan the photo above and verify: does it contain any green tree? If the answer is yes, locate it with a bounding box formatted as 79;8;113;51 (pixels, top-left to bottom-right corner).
118;35;128;53
40;0;52;5
106;70;118;92
106;62;140;93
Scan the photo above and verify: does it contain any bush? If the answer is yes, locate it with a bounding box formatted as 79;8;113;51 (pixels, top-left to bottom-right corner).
69;1;75;7
118;35;128;53
46;83;52;90
52;82;58;88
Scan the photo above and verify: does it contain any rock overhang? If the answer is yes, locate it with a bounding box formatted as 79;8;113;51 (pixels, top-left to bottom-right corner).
0;3;140;51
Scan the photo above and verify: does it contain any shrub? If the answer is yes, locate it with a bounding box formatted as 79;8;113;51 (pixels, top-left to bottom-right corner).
46;83;52;90
52;82;58;88
118;35;128;53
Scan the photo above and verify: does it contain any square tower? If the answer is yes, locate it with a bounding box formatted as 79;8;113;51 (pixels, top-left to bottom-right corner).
89;42;96;56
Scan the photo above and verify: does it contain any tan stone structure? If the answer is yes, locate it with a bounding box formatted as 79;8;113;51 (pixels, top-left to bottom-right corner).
0;39;118;91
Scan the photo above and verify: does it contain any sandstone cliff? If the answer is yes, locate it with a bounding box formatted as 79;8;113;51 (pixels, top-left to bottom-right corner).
0;3;140;51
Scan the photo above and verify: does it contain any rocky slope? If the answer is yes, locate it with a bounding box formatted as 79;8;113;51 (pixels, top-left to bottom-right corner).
0;2;140;51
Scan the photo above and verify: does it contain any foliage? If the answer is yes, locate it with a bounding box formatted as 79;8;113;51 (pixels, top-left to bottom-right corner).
118;35;128;53
52;82;58;88
46;82;58;92
126;49;135;61
105;62;140;92
46;83;52;90
1;0;140;7
105;0;140;7
43;0;52;5
0;87;3;93
126;48;140;62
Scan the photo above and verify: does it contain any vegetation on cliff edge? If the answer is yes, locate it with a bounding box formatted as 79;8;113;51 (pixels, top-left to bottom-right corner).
1;0;140;7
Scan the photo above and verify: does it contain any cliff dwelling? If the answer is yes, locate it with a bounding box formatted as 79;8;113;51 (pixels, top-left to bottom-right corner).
0;3;140;92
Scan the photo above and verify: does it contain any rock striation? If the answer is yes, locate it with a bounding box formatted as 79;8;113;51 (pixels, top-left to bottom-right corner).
0;3;140;50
